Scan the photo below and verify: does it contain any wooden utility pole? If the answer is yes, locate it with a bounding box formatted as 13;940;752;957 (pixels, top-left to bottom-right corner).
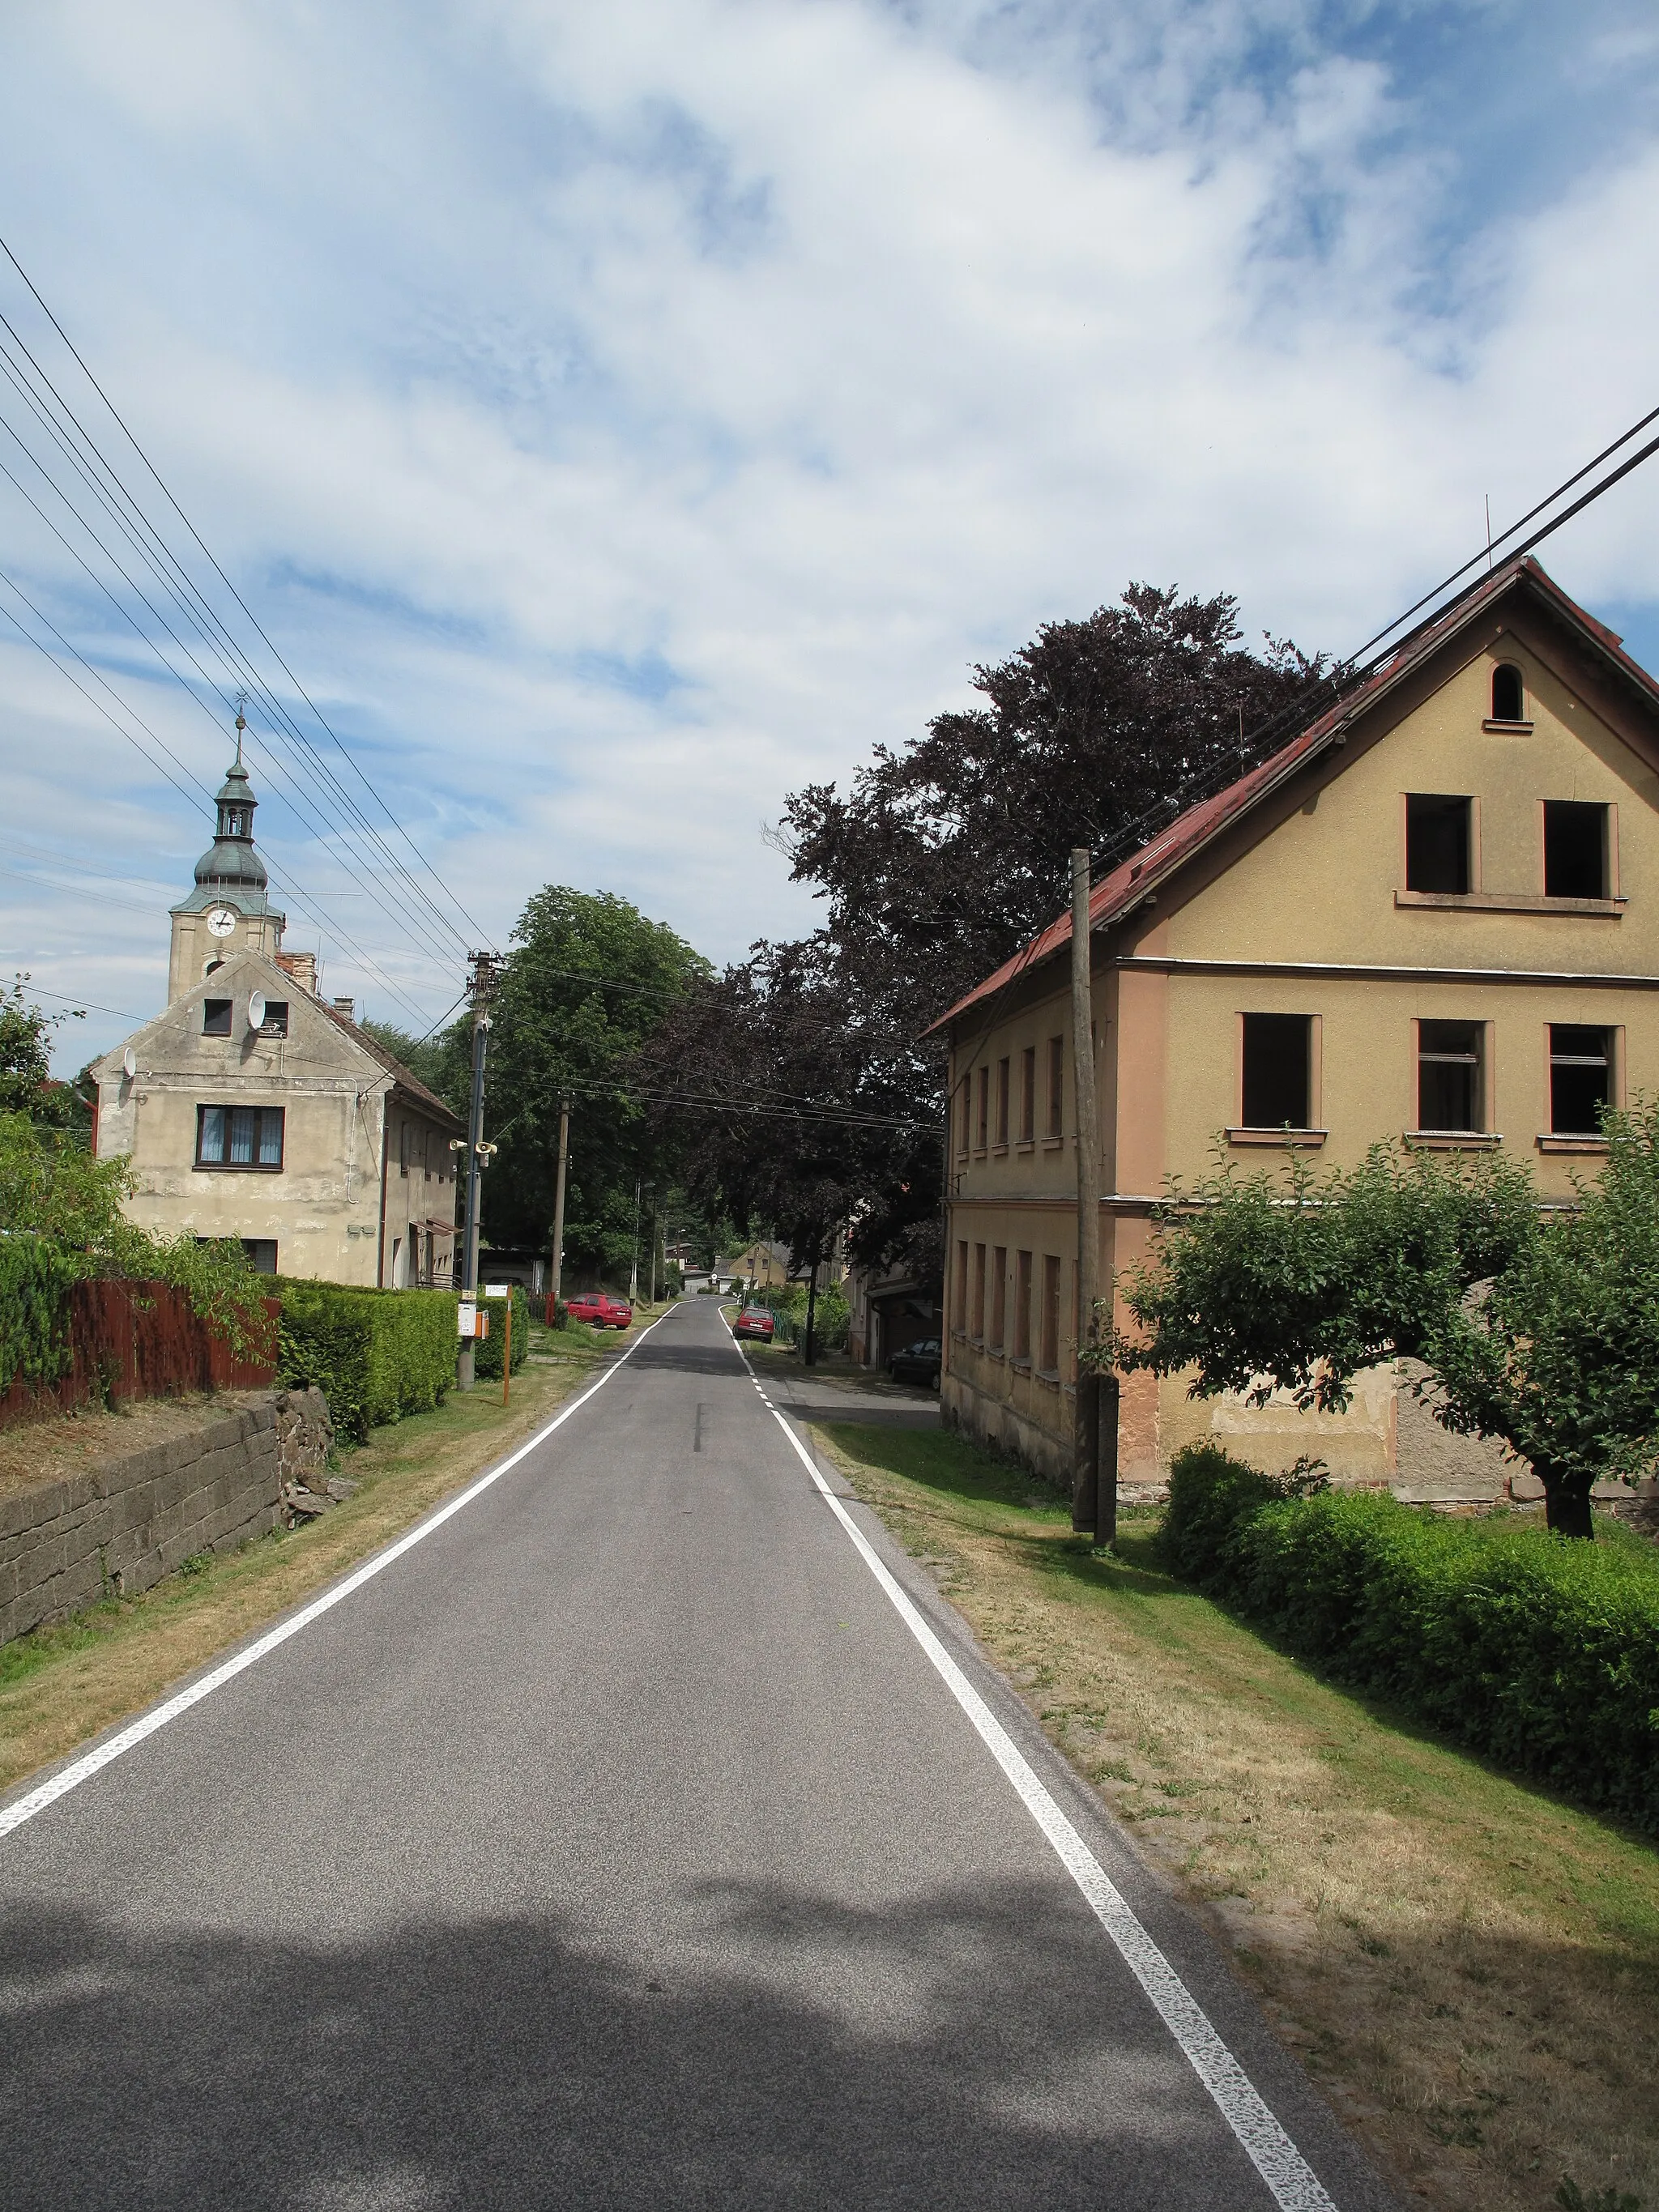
548;1096;569;1315
457;950;497;1392
1069;849;1102;1541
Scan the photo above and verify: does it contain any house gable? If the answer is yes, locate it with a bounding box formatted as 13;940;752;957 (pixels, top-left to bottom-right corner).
1145;607;1659;978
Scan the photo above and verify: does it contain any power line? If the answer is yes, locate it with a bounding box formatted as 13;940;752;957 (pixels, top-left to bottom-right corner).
0;567;440;1028
0;232;496;957
0;339;480;973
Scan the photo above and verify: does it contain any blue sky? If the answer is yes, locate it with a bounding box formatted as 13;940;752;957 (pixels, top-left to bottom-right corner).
2;0;1657;1065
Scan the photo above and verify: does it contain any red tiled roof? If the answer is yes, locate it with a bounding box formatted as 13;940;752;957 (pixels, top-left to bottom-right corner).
928;557;1659;1034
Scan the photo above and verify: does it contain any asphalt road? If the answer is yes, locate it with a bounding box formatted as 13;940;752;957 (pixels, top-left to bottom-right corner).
0;1298;1394;2211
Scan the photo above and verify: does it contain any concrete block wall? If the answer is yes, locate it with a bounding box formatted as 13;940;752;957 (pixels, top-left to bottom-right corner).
0;1386;332;1647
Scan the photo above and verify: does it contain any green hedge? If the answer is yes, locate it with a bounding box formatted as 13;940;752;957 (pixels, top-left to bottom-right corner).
473;1287;529;1381
0;1233;81;1393
277;1281;457;1441
1161;1444;1659;1831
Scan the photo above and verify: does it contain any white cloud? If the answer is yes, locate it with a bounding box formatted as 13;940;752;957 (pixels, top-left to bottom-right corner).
0;0;1657;1068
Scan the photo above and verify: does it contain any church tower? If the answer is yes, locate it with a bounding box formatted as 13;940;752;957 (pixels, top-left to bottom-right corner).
167;713;287;1001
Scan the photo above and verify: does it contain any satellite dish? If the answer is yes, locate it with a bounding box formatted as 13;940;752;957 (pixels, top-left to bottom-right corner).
122;1046;136;1080
248;991;267;1031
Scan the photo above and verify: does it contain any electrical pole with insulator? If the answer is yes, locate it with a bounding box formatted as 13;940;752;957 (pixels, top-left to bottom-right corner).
456;948;497;1390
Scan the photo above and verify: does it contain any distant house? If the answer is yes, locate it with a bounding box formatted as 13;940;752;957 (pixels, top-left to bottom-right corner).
92;742;462;1285
928;558;1659;1494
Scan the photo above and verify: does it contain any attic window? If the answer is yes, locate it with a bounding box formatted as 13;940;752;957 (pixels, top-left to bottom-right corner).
258;1000;288;1038
1491;663;1525;722
203;998;232;1037
1405;795;1472;895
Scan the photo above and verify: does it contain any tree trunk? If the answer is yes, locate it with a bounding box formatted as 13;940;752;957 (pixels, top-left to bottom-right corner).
1537;1460;1596;1540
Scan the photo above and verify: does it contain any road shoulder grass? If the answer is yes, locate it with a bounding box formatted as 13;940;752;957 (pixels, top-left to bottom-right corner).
813;1417;1659;2212
0;1325;628;1799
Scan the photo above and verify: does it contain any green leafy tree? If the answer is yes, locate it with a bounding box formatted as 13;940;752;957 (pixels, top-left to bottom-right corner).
665;583;1328;1294
1109;1140;1538;1406
1427;1103;1659;1538
0;1111;269;1373
1103;1132;1659;1538
1112;1119;1659;1536
359;1017;471;1111
479;888;710;1281
0;976;90;1136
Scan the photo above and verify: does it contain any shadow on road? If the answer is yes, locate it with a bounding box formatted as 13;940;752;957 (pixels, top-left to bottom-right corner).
0;1877;1300;2210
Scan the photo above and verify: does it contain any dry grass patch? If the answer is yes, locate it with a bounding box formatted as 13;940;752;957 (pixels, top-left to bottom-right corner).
815;1419;1659;2212
0;1348;609;1796
0;1390;277;1502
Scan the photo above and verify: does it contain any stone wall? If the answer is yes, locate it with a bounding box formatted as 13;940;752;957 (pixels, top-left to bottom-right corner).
0;1386;332;1647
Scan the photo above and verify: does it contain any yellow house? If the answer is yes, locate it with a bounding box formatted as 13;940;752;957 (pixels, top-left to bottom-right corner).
92;742;463;1287
930;558;1659;1496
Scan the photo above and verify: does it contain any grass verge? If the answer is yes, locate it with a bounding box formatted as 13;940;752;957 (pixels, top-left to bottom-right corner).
814;1418;1659;2212
0;1331;623;1798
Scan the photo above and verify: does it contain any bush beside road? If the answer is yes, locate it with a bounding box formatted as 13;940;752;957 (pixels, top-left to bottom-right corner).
813;1417;1659;2212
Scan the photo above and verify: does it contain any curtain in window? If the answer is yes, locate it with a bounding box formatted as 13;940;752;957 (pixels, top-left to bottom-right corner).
229;1108;256;1164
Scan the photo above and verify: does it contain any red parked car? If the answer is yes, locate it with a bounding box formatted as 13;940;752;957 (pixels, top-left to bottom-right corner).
564;1293;633;1330
732;1306;775;1341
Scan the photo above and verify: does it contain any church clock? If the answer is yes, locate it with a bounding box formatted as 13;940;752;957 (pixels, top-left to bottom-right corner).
207;907;237;938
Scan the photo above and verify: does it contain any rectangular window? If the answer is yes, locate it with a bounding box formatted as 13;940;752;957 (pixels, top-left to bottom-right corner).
1014;1251;1033;1361
196;1103;284;1169
971;1243;987;1338
955;1239;970;1332
1020;1046;1036;1142
1544;802;1609;899
1047;1036;1064;1138
258;1000;289;1038
956;1076;970;1159
976;1066;989;1150
399;1120;411;1175
995;1057;1010;1146
1240;1013;1313;1129
1418;1021;1484;1132
1039;1255;1061;1374
1550;1025;1612;1135
241;1239;278;1275
202;998;232;1037
990;1247;1007;1351
1405;795;1472;894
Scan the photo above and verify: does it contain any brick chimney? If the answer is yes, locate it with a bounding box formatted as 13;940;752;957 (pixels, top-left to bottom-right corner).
275;951;318;996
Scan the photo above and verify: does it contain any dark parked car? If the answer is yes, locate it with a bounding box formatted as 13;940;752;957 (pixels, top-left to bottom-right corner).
733;1306;775;1341
888;1338;941;1389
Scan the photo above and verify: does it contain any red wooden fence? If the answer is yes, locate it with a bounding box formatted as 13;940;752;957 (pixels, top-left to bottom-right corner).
0;1280;279;1430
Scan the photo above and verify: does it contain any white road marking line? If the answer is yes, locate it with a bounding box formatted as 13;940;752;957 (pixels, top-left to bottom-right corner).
0;1306;683;1841
726;1329;1336;2212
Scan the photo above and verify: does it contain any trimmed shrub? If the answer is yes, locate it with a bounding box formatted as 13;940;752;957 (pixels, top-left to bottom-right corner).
0;1232;82;1392
1161;1445;1659;1832
473;1287;529;1381
277;1282;457;1441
